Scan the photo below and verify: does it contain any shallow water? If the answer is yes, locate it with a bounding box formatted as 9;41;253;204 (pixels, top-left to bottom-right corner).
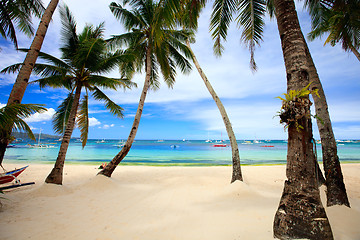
4;139;360;166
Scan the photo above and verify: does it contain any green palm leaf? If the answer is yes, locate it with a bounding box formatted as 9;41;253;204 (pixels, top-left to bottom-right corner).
306;0;360;52
32;75;74;90
0;0;45;48
210;0;238;56
0;103;46;141
237;0;266;71
52;92;74;135
87;75;136;90
59;5;79;61
77;95;89;148
1;63;23;74
91;87;124;118
110;1;144;31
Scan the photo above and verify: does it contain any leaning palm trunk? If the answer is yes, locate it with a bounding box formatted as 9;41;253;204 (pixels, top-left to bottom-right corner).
348;43;360;62
304;43;350;207
0;0;59;166
186;41;242;183
272;0;333;238
45;85;82;185
98;48;152;177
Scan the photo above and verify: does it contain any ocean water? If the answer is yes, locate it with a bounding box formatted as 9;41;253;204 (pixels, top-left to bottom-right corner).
4;139;360;166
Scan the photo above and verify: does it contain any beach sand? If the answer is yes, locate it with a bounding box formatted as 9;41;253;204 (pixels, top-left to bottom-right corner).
1;163;359;240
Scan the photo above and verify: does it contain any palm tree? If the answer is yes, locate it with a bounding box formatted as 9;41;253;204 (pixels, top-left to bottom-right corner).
98;0;193;177
304;42;350;207
178;0;242;183
0;0;59;167
0;0;45;48
307;0;360;61
210;0;333;238
3;5;136;185
0;103;46;166
305;1;357;206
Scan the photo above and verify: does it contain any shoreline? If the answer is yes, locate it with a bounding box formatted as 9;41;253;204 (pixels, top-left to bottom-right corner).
1;163;360;239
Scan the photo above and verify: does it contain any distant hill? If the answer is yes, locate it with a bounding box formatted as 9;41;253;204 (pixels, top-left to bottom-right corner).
11;132;61;141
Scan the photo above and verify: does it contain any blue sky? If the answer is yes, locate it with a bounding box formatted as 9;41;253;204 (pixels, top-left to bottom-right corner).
0;0;359;140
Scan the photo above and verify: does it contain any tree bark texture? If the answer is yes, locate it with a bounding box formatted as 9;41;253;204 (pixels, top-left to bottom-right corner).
273;0;333;239
98;46;152;177
45;84;82;185
304;43;350;207
349;43;360;62
0;0;59;166
186;41;242;183
6;0;59;106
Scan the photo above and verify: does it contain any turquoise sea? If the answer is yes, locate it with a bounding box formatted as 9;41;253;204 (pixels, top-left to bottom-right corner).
4;139;360;166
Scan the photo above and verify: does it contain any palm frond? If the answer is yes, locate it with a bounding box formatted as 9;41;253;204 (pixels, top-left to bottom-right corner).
150;54;161;90
1;63;23;74
76;95;89;148
31;75;74;90
110;1;144;31
177;0;207;30
92;50;136;74
237;0;265;71
210;0;238;56
168;42;192;74
16;48;71;69
87;75;136;90
52;92;74;135
0;103;46;141
107;31;145;50
91;87;124;118
266;0;275;19
59;4;78;60
0;0;19;48
0;0;44;48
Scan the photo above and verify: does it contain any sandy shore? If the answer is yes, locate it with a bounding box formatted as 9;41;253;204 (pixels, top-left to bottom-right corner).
1;163;359;240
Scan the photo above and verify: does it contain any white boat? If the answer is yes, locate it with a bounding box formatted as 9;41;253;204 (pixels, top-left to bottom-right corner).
28;129;55;148
96;139;106;143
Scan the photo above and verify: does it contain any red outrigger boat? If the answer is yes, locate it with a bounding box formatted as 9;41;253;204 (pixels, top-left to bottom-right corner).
213;144;227;147
0;166;35;190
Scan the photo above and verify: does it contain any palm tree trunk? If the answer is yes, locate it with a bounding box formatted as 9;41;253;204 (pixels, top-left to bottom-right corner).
304;43;350;207
348;42;360;62
45;84;82;185
0;0;59;166
186;41;242;183
98;46;152;178
272;0;333;239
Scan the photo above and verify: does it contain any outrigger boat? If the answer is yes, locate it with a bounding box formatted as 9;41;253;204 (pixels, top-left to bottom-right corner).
0;166;35;191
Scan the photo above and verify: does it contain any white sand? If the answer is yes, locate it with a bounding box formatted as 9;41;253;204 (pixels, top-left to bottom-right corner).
1;163;359;240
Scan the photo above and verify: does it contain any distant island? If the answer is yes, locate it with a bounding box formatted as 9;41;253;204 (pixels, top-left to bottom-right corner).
11;132;61;141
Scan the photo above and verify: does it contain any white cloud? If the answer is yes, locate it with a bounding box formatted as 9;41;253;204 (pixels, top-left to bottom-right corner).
100;124;115;129
25;108;55;122
89;117;101;127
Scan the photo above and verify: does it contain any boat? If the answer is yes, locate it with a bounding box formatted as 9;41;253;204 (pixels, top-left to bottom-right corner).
205;132;212;143
261;145;275;148
213;143;227;147
0;166;35;190
27;129;54;148
96;139;106;143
